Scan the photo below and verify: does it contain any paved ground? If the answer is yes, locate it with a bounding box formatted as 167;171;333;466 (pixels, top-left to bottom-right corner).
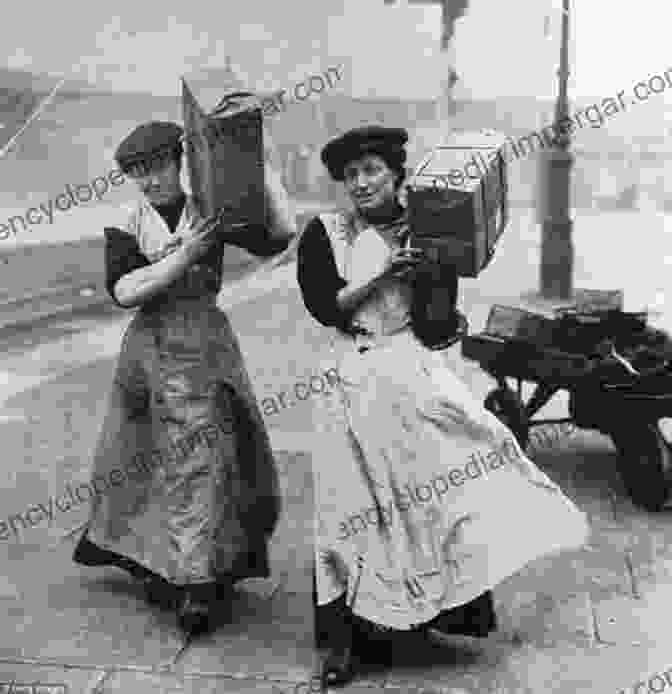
0;207;672;693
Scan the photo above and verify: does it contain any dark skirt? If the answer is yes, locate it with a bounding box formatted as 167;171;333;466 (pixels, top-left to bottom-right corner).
73;299;281;587
73;531;270;585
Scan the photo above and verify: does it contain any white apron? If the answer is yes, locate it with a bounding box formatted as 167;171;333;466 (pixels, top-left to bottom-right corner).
310;211;589;630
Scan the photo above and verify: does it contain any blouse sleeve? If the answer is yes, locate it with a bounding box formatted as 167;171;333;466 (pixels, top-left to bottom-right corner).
225;163;296;257
103;227;150;307
227;223;291;257
296;216;353;330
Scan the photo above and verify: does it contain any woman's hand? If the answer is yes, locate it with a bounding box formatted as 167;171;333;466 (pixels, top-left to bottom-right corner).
112;215;223;308
380;247;426;282
336;246;425;314
180;213;226;263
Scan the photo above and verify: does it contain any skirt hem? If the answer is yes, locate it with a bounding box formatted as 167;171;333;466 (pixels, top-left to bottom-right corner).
312;568;496;649
73;531;271;585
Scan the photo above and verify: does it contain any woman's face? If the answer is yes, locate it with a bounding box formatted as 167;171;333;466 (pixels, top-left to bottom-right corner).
343;154;398;213
127;152;183;206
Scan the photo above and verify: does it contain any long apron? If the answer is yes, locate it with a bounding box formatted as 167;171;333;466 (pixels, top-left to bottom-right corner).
311;212;589;631
76;294;280;586
75;198;280;586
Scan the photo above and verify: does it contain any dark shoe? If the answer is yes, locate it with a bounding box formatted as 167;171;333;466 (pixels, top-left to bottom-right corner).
424;590;497;639
73;534;141;574
141;576;181;610
124;563;179;610
177;591;214;637
321;644;356;688
215;576;235;602
177;581;229;637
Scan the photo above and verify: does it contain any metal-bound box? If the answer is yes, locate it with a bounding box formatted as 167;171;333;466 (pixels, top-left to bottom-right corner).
406;130;509;278
570;289;624;314
182;80;265;227
485;305;556;348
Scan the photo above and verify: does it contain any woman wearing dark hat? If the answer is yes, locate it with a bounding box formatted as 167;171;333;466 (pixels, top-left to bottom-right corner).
73;114;295;636
296;126;588;686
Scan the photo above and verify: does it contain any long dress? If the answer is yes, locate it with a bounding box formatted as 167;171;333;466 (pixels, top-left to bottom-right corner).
296;205;589;641
73;192;288;588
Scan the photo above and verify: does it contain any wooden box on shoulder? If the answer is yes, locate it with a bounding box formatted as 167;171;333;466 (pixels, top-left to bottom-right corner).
406;130;509;278
182;80;265;227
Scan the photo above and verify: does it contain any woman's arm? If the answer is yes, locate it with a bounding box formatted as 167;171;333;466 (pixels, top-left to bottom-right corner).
337;247;425;314
297;218;352;329
220;162;296;257
104;228;150;308
263;161;297;243
335;275;380;314
297;218;424;323
261;130;296;242
112;245;194;308
108;214;221;309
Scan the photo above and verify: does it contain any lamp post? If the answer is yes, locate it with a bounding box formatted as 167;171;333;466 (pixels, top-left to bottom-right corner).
539;0;574;299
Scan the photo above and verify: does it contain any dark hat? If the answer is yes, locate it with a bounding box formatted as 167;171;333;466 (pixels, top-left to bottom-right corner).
321;125;408;181
115;121;184;172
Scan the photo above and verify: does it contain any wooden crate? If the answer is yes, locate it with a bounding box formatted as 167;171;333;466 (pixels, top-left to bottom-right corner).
406;131;509;278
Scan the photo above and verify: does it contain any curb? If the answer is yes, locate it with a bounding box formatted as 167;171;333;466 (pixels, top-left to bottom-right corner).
0;288;122;339
0;292;121;339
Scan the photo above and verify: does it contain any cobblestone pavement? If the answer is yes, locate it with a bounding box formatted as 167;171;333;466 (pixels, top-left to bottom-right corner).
0;208;671;693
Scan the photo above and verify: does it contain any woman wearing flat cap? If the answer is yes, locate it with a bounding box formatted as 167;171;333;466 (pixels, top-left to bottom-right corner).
73;107;295;636
296;125;588;686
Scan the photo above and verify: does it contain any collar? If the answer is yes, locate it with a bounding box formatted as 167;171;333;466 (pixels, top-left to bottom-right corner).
152;192;187;233
348;202;409;243
141;194;198;229
152;191;186;214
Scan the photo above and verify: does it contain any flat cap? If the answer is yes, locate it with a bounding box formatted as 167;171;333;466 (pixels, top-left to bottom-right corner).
115;121;183;171
321;125;408;181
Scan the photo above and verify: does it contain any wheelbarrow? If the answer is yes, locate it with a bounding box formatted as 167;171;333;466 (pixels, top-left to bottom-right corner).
461;304;672;511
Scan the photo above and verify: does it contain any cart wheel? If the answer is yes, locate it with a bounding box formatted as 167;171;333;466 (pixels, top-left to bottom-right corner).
484;386;529;449
610;423;672;512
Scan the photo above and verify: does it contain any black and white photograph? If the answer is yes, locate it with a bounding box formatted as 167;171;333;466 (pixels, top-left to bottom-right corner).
0;1;671;692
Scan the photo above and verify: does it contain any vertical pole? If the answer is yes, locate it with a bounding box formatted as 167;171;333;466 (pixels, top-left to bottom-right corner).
436;39;458;125
539;0;574;299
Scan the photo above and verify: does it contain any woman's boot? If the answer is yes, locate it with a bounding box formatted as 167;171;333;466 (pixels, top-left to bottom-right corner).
83;544;179;611
320;604;357;688
177;583;218;636
140;573;181;610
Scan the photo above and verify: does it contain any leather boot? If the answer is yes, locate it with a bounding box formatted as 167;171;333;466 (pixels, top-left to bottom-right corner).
177;583;218;636
320;607;357;688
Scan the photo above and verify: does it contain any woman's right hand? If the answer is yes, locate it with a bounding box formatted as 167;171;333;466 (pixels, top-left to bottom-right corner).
180;214;223;263
380;247;426;281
